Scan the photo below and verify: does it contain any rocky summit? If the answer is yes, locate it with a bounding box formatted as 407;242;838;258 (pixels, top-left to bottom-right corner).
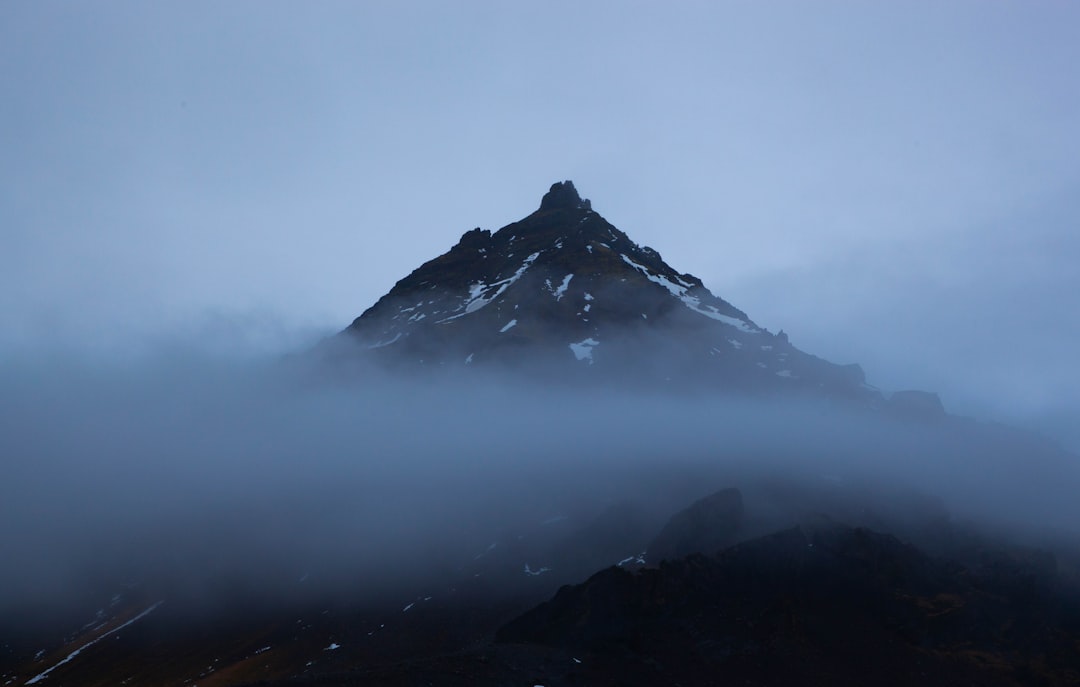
336;181;874;398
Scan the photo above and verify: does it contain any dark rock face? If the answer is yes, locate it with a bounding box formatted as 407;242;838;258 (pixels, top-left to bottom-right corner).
497;523;1080;686
647;487;743;562
538;180;590;211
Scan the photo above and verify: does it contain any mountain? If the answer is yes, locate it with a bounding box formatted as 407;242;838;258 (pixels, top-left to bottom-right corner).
11;182;1079;687
335;181;877;400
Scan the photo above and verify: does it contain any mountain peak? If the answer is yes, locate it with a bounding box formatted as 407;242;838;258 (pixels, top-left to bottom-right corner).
539;180;591;211
336;181;879;401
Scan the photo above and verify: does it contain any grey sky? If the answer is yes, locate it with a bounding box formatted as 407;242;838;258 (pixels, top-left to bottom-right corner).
2;2;1077;442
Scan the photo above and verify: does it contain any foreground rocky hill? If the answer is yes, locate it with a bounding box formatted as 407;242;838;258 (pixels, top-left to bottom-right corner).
6;477;1080;687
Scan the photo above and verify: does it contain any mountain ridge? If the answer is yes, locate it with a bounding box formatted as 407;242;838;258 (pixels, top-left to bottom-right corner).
336;181;884;402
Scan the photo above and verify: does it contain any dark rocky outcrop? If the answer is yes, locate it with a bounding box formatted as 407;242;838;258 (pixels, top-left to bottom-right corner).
538;180;590;211
497;523;1080;686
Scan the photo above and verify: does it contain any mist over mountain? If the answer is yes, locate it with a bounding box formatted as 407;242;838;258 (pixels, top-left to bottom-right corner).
2;183;1079;686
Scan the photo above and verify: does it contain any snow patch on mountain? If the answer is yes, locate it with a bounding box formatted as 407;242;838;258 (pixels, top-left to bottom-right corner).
392;301;425;320
619;254;758;333
439;252;542;323
368;333;403;349
569;338;599;363
26;602;163;685
553;274;573;301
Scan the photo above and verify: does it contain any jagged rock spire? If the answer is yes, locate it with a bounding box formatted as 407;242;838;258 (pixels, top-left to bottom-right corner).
539;180;591;211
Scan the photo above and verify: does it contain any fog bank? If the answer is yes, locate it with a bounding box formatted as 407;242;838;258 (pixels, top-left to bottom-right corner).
2;338;1078;621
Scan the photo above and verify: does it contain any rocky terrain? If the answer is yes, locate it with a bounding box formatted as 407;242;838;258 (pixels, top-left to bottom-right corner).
6;474;1080;687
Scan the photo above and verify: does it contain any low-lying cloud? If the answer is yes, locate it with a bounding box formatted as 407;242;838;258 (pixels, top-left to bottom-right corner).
3;333;1079;626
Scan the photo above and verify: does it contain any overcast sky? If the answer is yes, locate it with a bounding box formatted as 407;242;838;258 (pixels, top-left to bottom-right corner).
2;2;1077;444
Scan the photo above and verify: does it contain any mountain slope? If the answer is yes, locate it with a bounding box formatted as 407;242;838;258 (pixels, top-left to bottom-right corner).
338;181;873;398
